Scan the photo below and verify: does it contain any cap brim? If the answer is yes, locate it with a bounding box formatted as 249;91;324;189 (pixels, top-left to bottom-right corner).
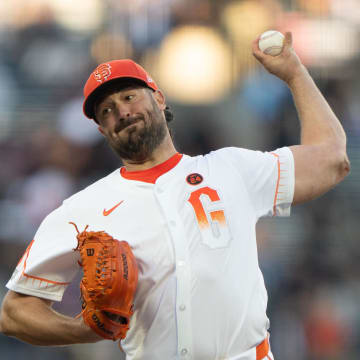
83;77;153;121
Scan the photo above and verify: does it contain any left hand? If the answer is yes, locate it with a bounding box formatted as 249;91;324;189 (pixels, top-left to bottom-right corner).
252;32;304;85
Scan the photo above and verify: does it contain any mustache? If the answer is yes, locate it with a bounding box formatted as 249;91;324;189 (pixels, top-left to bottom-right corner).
114;115;144;132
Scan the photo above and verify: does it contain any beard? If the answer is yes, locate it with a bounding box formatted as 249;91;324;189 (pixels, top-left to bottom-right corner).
108;103;167;162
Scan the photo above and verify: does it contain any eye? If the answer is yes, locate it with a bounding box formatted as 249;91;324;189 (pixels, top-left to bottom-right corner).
102;107;112;116
125;94;135;101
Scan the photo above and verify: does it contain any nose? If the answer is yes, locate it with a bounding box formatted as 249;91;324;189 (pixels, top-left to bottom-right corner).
114;101;131;120
115;101;131;120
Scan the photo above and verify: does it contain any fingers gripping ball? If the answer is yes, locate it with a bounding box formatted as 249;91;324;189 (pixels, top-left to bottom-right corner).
71;223;138;341
259;30;285;56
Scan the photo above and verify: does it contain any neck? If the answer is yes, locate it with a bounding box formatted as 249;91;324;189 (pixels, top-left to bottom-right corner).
121;136;177;172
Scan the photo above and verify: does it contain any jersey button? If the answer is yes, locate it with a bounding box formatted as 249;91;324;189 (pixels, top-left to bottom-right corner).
179;304;186;311
181;348;188;356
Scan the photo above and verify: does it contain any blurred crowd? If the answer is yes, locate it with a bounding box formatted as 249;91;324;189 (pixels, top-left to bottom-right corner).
1;0;360;359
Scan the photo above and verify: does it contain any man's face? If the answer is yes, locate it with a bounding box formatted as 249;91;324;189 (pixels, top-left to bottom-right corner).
95;85;167;162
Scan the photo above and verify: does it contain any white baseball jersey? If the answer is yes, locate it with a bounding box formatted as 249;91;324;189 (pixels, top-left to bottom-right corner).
7;146;294;360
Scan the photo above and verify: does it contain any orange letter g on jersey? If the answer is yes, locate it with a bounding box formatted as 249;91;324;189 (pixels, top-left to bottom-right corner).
188;186;232;249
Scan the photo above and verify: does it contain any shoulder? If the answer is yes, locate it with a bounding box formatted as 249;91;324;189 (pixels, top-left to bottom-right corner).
205;146;292;164
178;148;262;179
203;147;266;166
196;147;292;181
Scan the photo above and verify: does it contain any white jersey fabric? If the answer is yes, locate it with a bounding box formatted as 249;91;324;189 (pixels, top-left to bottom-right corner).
7;146;295;360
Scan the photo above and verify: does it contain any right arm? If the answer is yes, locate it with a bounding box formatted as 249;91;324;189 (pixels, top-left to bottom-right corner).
252;32;349;204
0;290;102;346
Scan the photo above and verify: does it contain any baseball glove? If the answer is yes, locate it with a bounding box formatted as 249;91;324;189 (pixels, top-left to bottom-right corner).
71;223;138;341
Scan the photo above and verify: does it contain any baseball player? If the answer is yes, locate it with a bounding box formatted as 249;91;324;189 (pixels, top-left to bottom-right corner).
0;32;349;359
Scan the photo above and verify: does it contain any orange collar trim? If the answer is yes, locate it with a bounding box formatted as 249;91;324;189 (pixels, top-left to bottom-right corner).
120;153;183;184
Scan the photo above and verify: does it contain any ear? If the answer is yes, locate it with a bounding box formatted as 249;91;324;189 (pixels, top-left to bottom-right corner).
153;90;166;111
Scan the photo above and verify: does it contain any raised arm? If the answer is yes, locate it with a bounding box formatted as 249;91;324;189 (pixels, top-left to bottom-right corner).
0;290;102;345
252;32;350;204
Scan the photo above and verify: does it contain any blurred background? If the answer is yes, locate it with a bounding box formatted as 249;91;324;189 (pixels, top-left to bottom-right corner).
0;0;359;359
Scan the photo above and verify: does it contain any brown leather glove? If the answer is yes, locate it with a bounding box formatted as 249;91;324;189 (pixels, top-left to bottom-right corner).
71;223;138;341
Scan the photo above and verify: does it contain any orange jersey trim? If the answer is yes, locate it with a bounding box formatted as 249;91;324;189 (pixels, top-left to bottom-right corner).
120;153;183;184
20;239;35;273
256;335;270;360
19;239;69;287
22;273;70;286
270;152;281;216
17;239;35;267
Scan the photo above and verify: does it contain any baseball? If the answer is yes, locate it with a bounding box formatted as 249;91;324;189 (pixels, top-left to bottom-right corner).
259;30;284;56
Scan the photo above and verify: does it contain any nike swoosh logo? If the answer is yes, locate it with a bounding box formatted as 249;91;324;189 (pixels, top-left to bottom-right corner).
103;200;124;216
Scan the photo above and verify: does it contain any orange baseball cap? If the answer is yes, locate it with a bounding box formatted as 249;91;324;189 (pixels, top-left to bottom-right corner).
83;59;158;120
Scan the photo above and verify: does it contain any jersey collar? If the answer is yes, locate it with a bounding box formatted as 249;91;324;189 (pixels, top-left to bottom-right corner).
120;153;183;184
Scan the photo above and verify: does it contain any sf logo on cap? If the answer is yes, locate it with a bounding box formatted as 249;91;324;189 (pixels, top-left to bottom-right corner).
94;64;112;83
